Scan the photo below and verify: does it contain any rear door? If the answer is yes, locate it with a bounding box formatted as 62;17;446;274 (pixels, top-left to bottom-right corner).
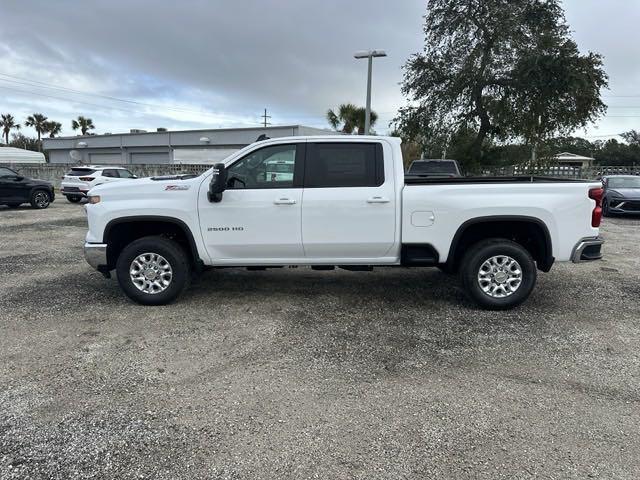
0;167;24;203
301;141;396;259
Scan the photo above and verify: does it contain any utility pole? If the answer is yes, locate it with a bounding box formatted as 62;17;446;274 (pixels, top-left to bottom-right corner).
261;108;271;128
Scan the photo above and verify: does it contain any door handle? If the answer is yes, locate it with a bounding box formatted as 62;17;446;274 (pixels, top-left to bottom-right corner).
274;197;297;205
367;196;390;204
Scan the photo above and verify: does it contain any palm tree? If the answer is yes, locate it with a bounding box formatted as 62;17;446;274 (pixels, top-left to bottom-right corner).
354;107;378;135
71;116;95;135
327;104;378;135
44;121;63;138
25;113;48;149
0;113;21;145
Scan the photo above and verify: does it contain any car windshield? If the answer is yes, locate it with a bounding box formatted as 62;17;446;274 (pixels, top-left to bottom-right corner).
0;167;18;177
409;161;457;174
608;177;640;189
67;168;96;176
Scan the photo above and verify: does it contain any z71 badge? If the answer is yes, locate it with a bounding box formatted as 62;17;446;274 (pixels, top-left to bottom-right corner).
165;185;190;191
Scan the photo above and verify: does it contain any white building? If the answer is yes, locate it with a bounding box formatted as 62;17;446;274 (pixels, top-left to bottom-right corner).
42;125;331;165
553;152;595;169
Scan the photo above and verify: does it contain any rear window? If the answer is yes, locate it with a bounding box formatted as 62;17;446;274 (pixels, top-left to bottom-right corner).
305;143;384;188
409;161;457;175
67;168;96;176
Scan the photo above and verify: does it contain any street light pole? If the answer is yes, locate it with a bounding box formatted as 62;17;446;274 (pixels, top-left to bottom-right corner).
354;49;387;135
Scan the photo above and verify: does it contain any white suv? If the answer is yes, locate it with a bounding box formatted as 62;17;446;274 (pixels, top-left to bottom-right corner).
61;166;137;203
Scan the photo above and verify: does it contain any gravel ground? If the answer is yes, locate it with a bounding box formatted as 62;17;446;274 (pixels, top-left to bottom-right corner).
1;201;639;479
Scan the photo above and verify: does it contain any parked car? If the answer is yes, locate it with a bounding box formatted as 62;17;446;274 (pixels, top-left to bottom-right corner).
83;136;603;310
60;166;137;203
406;159;462;177
602;175;640;216
0;166;55;209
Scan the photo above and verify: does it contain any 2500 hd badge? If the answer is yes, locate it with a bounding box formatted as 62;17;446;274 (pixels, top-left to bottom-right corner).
208;226;244;232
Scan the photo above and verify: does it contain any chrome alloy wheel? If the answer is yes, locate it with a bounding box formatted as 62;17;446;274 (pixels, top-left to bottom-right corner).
129;253;173;294
477;255;523;298
34;191;50;208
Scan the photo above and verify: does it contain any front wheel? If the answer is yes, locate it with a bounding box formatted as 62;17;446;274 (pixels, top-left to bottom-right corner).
30;190;51;209
116;236;191;305
602;199;611;217
66;195;82;203
460;239;537;310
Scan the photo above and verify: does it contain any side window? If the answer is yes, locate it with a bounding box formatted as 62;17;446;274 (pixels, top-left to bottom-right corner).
305;143;383;188
118;169;135;178
227;144;298;189
102;169;117;178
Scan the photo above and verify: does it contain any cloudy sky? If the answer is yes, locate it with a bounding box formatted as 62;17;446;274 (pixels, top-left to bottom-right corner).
1;0;639;140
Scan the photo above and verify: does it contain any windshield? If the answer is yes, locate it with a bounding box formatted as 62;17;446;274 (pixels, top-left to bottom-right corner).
409;161;458;175
608;177;640;189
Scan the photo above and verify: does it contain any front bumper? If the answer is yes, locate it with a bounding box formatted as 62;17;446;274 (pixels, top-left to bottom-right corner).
84;242;108;269
571;237;604;263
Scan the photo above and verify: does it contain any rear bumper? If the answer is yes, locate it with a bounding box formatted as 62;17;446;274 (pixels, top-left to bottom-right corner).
61;188;89;197
84;242;108;269
571;237;604;263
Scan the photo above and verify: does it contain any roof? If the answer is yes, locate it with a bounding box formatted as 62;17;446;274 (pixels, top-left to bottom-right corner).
0;147;46;163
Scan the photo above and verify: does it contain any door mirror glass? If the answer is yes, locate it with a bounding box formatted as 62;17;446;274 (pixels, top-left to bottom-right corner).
208;163;227;202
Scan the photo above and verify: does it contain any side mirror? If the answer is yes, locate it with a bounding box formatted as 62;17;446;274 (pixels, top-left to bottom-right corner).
15;176;25;181
131;175;138;179
208;163;227;203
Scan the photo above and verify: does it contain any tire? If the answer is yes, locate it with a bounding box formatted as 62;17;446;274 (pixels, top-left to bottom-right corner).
30;190;51;209
459;239;537;310
66;195;82;203
116;236;191;306
602;199;611;217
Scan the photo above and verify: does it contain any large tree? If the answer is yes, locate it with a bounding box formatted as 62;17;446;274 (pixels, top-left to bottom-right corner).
327;103;378;135
71;115;95;135
394;0;608;168
25;113;48;149
0;113;21;145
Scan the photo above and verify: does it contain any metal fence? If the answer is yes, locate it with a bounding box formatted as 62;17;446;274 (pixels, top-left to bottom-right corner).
481;165;640;180
0;163;212;188
3;162;640;189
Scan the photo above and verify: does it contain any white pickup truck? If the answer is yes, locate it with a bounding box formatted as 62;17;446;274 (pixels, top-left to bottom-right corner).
84;135;604;310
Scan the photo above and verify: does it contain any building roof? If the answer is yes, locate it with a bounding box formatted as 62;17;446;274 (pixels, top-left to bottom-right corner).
554;152;595;161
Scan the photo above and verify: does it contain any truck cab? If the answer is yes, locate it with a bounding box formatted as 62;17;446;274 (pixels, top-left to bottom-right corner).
83;135;603;310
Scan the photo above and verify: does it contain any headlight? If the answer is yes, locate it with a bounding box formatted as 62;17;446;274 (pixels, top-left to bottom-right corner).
88;195;101;204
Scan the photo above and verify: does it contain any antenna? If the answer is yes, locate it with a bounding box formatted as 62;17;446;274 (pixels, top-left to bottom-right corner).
261;108;271;128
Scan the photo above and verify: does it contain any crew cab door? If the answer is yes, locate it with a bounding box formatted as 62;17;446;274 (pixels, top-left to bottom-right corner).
198;143;305;262
301;141;396;259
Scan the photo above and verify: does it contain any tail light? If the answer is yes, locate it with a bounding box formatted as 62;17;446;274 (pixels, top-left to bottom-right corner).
589;187;603;227
79;176;95;181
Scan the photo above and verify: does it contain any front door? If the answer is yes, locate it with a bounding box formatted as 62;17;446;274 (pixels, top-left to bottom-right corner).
301;141;397;259
0;167;25;204
198;143;305;263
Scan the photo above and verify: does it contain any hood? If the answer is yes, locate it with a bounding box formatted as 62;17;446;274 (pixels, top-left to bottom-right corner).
88;175;202;198
607;188;640;199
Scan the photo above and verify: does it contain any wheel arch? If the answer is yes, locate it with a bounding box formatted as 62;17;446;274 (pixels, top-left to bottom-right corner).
446;216;554;273
103;216;203;270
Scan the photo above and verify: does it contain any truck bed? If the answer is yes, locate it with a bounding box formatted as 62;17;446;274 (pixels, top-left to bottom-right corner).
404;175;594;185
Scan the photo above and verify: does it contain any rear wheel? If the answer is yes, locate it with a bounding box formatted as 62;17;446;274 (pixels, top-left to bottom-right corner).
66;195;82;203
30;190;51;209
460;239;537;310
116;236;191;306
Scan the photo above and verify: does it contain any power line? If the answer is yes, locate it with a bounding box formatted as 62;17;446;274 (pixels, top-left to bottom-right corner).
0;72;238;119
